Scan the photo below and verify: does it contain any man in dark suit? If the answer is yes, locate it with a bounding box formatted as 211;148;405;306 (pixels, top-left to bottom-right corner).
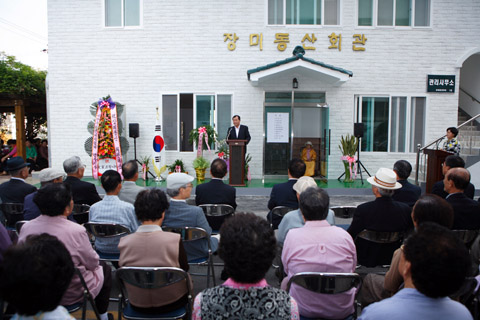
431;155;475;199
195;158;236;209
267;158;306;229
0;157;37;225
163;173;219;261
0;157;37;204
392;160;421;207
347;168;412;267
63;156;101;205
444;167;480;230
226;115;251;153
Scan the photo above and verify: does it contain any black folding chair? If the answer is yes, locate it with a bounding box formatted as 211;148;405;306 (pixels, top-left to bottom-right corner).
72;204;90;224
84;222;131;262
163;226;216;287
269;206;295;229
199;204;234;232
1;203;24;229
116;267;193;320
286;272;362;320
63;268;101;320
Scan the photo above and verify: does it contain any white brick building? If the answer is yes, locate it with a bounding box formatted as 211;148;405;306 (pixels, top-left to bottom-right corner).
47;0;480;179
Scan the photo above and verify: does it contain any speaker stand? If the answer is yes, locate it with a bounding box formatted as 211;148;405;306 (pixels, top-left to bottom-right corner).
337;137;371;184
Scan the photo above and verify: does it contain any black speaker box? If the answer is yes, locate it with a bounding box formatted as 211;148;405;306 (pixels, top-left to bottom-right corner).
129;123;140;138
354;123;364;138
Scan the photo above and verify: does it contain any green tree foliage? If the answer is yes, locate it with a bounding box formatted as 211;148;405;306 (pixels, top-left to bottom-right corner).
0;52;46;97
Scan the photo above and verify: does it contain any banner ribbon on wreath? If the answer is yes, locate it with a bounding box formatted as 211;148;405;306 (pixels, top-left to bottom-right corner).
92;97;123;179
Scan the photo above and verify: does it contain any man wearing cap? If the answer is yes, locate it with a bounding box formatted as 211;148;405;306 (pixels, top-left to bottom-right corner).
63;156;101;206
277;176;335;245
163;173;219;261
23;168;65;220
0;156;37;204
347;168;412;267
281;187;357;319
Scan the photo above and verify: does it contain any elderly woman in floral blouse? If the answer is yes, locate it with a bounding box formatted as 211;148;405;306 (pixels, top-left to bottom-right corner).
192;213;299;320
443;127;461;155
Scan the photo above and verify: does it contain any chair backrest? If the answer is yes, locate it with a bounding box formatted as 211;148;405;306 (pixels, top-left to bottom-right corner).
272;206;295;218
199;204;235;217
356;230;403;244
84;222;131;238
15;220;27;234
331;206;357;219
186;198;197;206
286;272;362;295
162;226;209;243
452;230;479;245
1;203;24;227
72;204;90;224
117;266;192;291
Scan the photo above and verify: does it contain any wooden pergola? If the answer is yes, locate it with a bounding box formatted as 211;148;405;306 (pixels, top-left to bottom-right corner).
0;93;47;159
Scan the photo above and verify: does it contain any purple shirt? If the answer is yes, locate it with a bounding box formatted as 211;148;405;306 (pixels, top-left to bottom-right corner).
18;215;104;306
281;220;357;319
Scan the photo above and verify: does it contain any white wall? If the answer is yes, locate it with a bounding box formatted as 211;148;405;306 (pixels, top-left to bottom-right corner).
47;0;480;178
460;54;480;124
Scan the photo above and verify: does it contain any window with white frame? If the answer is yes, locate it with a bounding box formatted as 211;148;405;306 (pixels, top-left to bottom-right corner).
162;93;232;152
105;0;141;27
356;95;425;152
268;0;341;25
357;0;431;27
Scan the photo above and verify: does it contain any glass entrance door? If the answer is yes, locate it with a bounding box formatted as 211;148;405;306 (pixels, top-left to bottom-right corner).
264;92;329;178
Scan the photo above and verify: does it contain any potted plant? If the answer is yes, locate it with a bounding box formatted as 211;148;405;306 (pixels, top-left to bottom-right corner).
189;125;217;156
168;159;186;174
193;156;210;181
140;155;151;180
245;153;252;181
216;139;229;159
339;135;358;182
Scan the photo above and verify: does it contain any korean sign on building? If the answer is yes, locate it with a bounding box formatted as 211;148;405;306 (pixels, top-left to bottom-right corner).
427;75;455;93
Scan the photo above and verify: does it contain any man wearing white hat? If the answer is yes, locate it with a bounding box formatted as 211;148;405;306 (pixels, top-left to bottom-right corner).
23;168;66;220
163;173;219;261
347;168;412;267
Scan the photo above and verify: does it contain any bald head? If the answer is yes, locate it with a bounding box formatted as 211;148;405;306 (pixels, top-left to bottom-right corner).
444;167;470;194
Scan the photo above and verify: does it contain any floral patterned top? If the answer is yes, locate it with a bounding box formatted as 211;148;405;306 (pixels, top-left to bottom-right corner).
192;278;299;320
443;137;461;155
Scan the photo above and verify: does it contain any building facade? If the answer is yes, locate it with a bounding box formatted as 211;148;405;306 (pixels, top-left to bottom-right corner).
47;0;480;179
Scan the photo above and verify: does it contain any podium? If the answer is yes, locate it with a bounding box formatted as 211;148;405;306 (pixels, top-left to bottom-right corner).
227;139;247;186
424;149;452;193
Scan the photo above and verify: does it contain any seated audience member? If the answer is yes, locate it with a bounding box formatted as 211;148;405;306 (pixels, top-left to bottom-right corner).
23;168;65;220
277;176;335;245
195;158;237;209
63;156;102;205
444;167;480;230
18;184;112;319
0;156;37;204
392;160;421;207
119;188;190;313
443;126;461;156
1;139;17;165
0;223;12;263
358;223;472;320
37;139;49;169
118;160;145;205
89;170;139;254
25;139;38;172
163;173;219;261
0;233;75;319
432;155;475;199
360;194;454;306
267;158;306;229
347;168;412;267
281;187;356;319
193;213;299;319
